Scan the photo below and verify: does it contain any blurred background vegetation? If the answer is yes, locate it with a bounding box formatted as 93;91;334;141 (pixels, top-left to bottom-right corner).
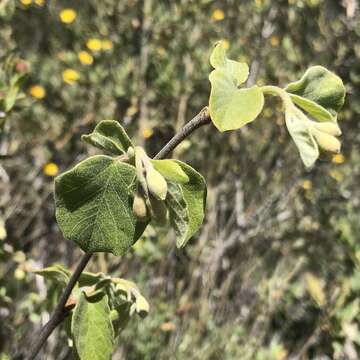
0;0;360;359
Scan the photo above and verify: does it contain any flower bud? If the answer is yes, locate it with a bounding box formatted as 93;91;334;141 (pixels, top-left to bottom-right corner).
135;295;150;318
146;167;167;200
312;129;341;153
313;122;341;136
127;146;135;158
132;193;147;220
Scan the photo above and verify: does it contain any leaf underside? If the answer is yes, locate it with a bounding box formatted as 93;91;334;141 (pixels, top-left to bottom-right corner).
72;292;114;360
82;120;133;155
165;160;206;248
286;65;345;121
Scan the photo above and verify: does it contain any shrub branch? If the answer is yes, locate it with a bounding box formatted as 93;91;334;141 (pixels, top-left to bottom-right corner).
26;106;211;360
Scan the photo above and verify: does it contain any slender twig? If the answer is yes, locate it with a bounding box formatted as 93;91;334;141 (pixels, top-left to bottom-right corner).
27;253;92;360
26;107;211;360
154;106;211;160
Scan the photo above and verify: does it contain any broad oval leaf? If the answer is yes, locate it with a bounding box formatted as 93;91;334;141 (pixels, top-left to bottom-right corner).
285;106;319;168
55;155;147;256
72;292;114;360
209;43;264;132
286;66;345;118
165;161;206;248
82;120;133;155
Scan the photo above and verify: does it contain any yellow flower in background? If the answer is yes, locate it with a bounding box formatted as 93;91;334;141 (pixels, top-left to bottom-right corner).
86;38;102;52
222;40;230;50
270;35;280;47
62;69;80;84
143;128;153;139
78;51;93;65
43;162;59;177
29;85;46;99
59;8;77;24
35;0;44;6
20;0;32;5
212;9;225;21
101;39;114;51
302;180;312;190
332;153;345;164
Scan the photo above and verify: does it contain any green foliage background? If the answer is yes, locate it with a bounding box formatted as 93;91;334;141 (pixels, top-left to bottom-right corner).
1;0;360;359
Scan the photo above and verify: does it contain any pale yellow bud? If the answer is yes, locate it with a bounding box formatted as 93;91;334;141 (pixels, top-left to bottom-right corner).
127;146;135;158
312;129;341;153
146;168;167;200
136;295;150;318
132;194;147;220
313;122;342;136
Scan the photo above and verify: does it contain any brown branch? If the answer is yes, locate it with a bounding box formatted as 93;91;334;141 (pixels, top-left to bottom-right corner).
26;106;211;360
154;106;211;160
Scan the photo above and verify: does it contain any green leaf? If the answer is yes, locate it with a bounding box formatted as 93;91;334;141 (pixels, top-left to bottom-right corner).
72;292;114;360
209;43;264;132
4;85;19;112
285;106;319;168
286;66;345;119
150;159;189;183
55;155;147;256
34;264;71;285
289;94;334;122
210;42;249;85
82;120;133;155
78;272;105;287
165;161;206;248
166;182;189;247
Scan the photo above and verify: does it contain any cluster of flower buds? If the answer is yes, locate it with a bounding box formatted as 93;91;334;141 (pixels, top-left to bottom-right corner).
128;147;168;224
309;121;341;153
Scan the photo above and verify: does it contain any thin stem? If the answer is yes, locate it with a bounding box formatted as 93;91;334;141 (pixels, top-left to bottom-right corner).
26;106;212;360
27;253;92;360
154;106;211;160
261;85;293;108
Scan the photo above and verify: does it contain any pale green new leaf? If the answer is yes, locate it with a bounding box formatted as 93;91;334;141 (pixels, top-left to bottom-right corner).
165;161;206;248
285;106;319;168
289;94;334;122
209;43;264;132
72;292;114;360
82;120;133;155
286;66;345;120
34;264;71;285
151;159;189;183
210;42;249;86
55;155;146;256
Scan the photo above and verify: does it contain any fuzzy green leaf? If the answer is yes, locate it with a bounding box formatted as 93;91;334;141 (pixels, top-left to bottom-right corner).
82;120;133;155
165;161;206;248
72;292;114;360
286;66;345;120
285;106;319;168
289;94;334;122
55;155;146;256
208;43;264;132
34;264;71;285
151;159;189;183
